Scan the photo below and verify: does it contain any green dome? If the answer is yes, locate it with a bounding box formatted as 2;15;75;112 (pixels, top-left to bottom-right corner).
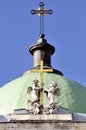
0;73;86;115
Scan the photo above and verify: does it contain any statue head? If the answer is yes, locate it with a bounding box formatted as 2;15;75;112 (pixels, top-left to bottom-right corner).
50;81;57;87
33;79;39;85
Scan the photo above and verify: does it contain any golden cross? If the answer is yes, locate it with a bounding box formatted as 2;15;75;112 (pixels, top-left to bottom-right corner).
30;60;53;105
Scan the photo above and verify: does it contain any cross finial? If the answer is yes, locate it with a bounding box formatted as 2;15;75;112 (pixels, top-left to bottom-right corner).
31;2;53;38
30;60;53;106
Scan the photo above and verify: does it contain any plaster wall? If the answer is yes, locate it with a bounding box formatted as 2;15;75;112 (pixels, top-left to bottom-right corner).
0;122;86;130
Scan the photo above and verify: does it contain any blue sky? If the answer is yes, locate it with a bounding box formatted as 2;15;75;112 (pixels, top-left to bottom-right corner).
0;0;86;87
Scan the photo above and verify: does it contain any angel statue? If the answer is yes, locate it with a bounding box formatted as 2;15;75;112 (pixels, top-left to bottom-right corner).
27;79;43;114
44;81;60;105
43;81;61;114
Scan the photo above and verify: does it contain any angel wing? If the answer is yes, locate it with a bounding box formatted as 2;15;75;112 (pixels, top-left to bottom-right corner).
27;87;33;94
54;88;60;96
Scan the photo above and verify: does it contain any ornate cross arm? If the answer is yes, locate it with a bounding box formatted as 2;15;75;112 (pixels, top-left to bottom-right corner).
31;9;53;15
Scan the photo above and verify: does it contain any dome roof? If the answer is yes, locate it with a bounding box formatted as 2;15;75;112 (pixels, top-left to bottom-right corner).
0;73;86;115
